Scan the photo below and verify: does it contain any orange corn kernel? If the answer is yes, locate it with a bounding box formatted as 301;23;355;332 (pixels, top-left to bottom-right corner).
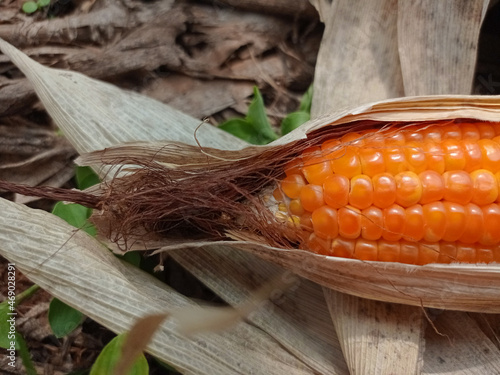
422;202;446;242
359;147;385;176
338;206;362;239
331;237;355;258
300;184;324;212
382;204;406;241
330;146;362;178
441;124;462;139
361;206;384;240
470;169;498;205
323;174;349;209
398;241;419;264
442;140;466;171
422;142;445;174
455;244;477;263
281;174;306;199
478;139;500;172
459;203;484;243
402;204;424;242
311;206;338;240
349;175;373;209
354;239;379;261
477;123;496;139
395;171;422;207
437;242;458;263
284;158;304;177
289;199;305;215
417;242;440;265
462;140;483;173
372;173;397;208
480;204;500;245
441;202;466;242
460;123;480;140
442;170;473;204
405;141;427;173
419;170;445;204
383;147;408;174
307;233;332;255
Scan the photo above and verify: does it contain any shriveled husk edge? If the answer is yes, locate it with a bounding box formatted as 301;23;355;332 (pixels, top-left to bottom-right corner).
80;95;500;313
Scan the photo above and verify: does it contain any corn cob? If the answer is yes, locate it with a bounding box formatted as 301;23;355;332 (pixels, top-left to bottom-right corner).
275;121;500;264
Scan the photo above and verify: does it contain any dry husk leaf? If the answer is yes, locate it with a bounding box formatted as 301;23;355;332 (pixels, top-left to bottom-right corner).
311;0;403;115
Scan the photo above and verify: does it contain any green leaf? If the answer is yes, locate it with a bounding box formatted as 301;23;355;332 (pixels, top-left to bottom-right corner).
52;202;96;236
90;334;149;375
75;166;100;190
116;251;142;268
21;1;38;13
16;332;37;375
245;87;278;143
280;111;310;135
298;84;313;113
49;298;85;338
37;0;50;7
219;118;265;145
0;302;16;349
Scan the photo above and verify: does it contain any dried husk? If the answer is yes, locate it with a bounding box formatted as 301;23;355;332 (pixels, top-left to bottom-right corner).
77;95;500;313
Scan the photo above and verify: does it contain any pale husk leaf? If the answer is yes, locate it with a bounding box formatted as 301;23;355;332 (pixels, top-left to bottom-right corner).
0;197;318;375
397;0;489;96
422;311;500;374
325;289;424;375
311;0;404;115
396;0;488;101
0;39;345;373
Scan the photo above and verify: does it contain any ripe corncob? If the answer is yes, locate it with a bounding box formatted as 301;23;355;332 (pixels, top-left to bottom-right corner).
274;121;500;265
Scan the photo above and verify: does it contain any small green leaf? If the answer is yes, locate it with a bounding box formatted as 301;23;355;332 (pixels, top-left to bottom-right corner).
75;166;100;190
219;118;265;145
52;202;96;236
21;1;38;13
16;332;37;375
245;87;278;143
49;298;85;338
117;251;142;268
37;0;50;7
0;302;17;349
299;84;313;113
90;334;149;375
281;111;310;135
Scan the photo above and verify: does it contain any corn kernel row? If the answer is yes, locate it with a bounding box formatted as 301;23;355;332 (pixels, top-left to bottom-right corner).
306;201;500;245
286;124;500;184
281;169;500;212
306;235;500;265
